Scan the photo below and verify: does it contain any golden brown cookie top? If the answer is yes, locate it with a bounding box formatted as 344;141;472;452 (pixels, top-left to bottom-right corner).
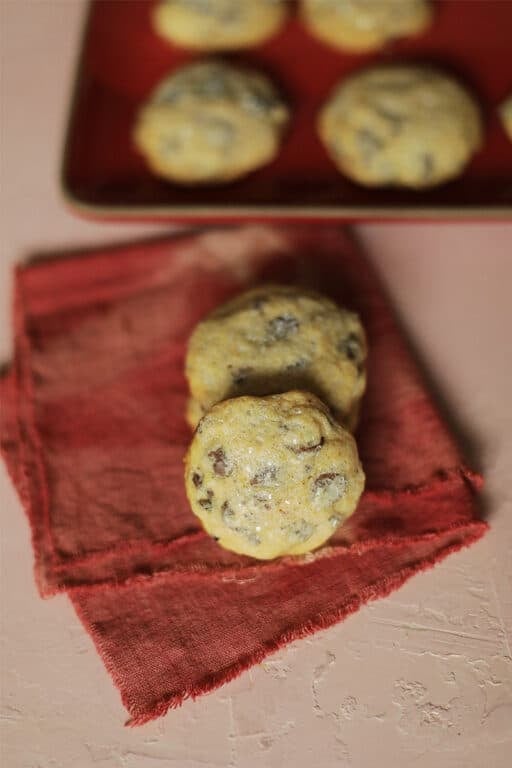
186;284;367;430
133;61;289;184
153;0;290;51
185;391;365;559
318;65;482;188
300;0;433;52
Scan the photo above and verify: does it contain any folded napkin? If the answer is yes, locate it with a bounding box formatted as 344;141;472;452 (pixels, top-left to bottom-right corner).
0;225;487;724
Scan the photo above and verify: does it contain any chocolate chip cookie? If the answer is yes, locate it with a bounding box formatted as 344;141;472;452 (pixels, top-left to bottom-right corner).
134;60;289;184
185;284;367;431
185;391;365;559
153;0;289;51
318;65;482;189
300;0;433;53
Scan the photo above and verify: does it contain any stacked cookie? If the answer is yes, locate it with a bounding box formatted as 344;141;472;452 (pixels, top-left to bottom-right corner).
184;284;367;560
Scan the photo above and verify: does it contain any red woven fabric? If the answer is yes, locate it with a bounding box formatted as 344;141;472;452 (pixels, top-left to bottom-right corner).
0;225;487;724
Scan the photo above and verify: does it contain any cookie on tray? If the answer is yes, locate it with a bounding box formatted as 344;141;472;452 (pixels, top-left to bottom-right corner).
300;0;433;53
153;0;289;50
318;65;482;188
133;60;289;184
185;284;367;431
184;391;365;559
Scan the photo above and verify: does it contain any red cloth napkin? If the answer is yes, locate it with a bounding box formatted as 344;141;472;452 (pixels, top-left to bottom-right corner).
0;225;487;725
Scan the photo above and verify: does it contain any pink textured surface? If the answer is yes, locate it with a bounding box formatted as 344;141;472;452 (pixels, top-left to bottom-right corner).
1;2;511;766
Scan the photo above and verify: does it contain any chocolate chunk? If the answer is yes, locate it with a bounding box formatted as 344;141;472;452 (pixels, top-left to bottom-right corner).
232;366;253;386
208;447;231;477
313;473;347;501
289;436;324;454
243;89;280;116
338;332;363;364
314;472;339;488
192;471;203;488
221;500;237;528
267;314;299;341
198;489;214;510
250;466;277;485
221;500;234;519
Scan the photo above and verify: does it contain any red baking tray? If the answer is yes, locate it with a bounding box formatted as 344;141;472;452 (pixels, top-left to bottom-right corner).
61;0;512;221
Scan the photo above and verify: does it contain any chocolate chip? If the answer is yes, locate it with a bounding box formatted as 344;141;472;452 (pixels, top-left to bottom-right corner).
221;500;235;522
232;366;253;386
192;472;203;488
250;466;277;485
243;90;280;116
198;489;214;510
221;501;235;517
338;332;363;364
267;314;299;342
212;536;220;542
313;473;347;501
314;473;339;488
208;447;231;477
289;436;324;454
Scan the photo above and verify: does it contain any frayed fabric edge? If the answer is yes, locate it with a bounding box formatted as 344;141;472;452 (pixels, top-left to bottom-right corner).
71;520;487;726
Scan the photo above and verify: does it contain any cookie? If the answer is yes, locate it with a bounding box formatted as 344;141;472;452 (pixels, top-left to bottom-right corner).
133;60;289;184
153;0;289;50
184;391;365;559
499;94;512;142
300;0;432;53
185;284;367;431
318;66;482;188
